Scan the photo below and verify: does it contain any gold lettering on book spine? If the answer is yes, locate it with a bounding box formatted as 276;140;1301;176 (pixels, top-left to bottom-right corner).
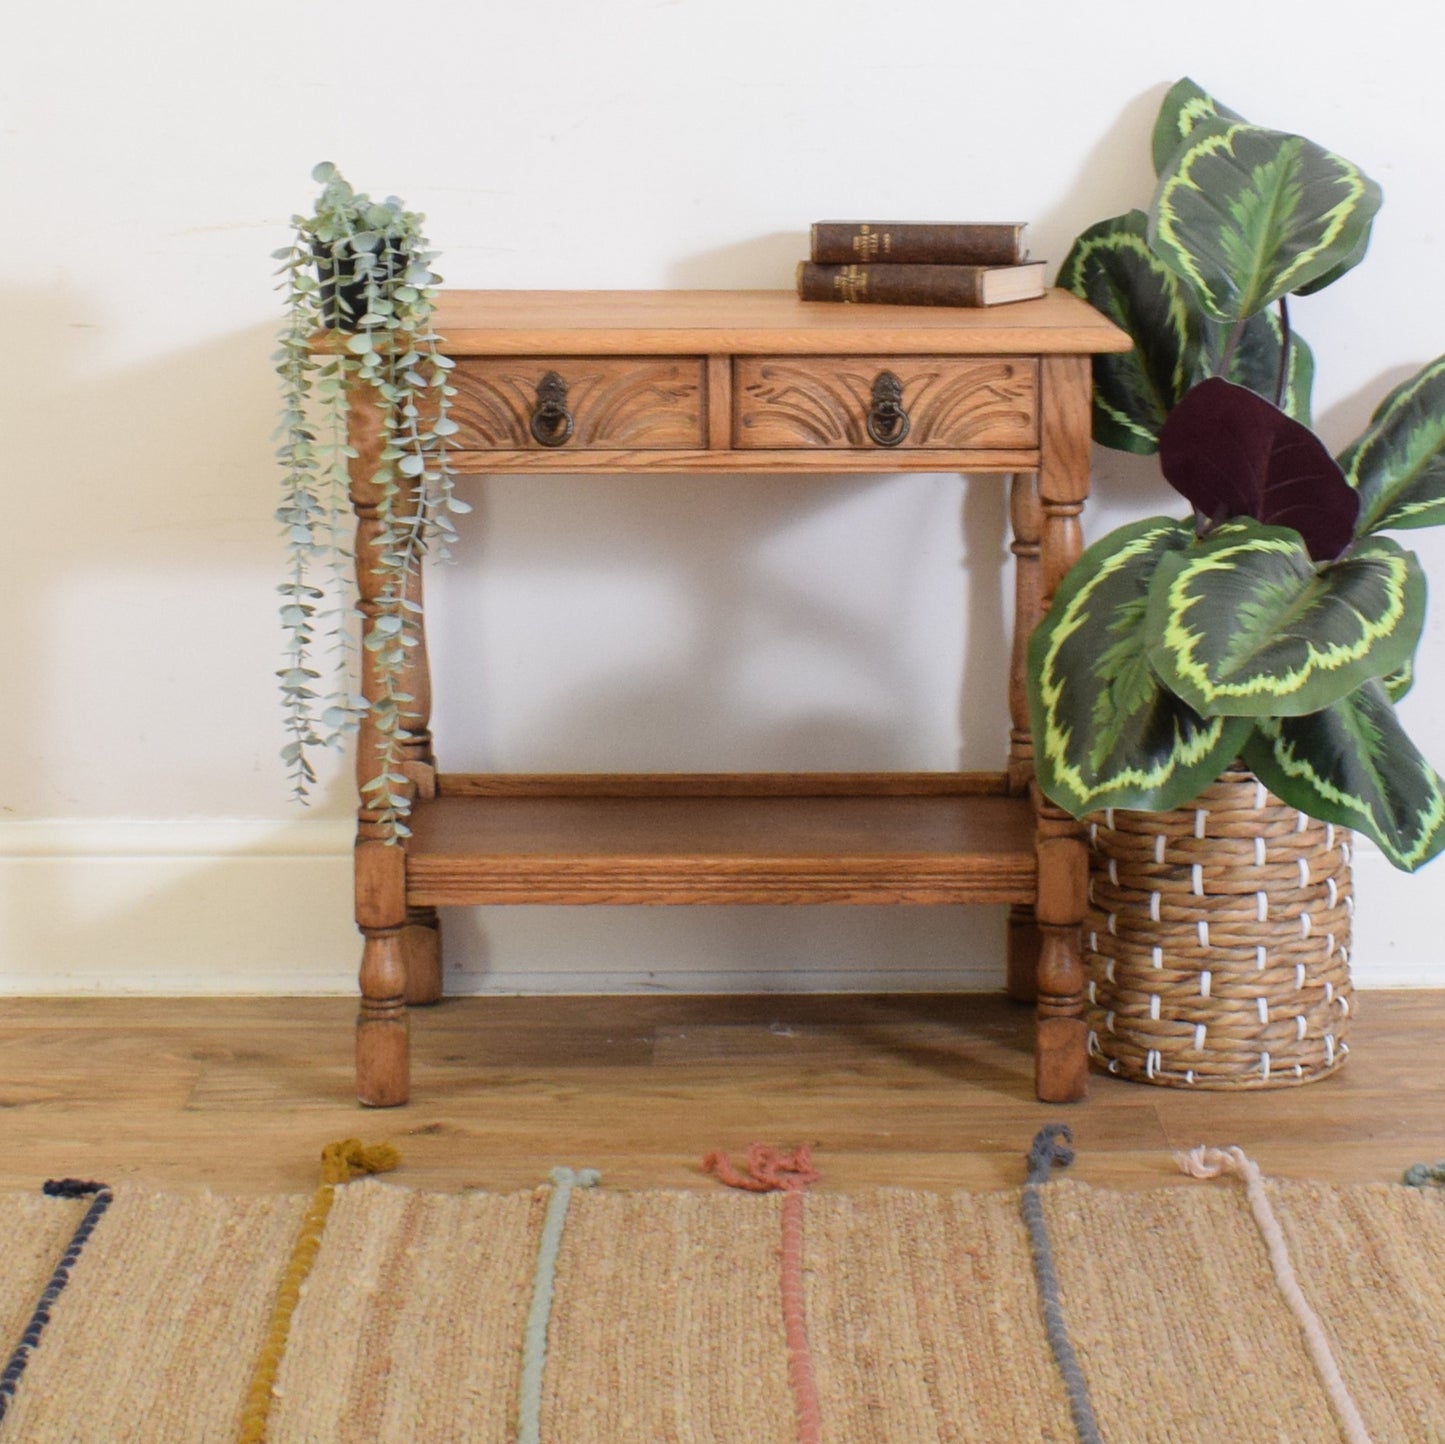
833;265;868;303
851;224;881;261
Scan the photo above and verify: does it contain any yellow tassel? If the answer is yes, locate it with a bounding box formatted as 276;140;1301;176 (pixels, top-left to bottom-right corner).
319;1138;401;1185
236;1140;401;1442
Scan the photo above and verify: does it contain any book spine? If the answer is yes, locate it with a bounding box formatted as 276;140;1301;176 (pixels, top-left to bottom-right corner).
797;262;990;307
809;222;1024;266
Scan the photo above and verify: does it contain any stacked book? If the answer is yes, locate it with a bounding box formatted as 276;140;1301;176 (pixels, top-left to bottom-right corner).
796;221;1046;308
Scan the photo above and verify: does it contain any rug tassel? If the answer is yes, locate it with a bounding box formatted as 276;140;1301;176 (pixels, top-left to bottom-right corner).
237;1140;400;1444
1178;1144;1372;1444
702;1144;820;1194
703;1145;822;1444
319;1138;401;1186
1022;1126;1103;1444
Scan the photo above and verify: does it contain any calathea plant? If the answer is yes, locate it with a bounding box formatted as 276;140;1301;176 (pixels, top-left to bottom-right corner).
273;162;465;838
1030;79;1445;871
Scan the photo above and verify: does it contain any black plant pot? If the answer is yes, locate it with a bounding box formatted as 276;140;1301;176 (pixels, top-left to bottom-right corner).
312;241;405;332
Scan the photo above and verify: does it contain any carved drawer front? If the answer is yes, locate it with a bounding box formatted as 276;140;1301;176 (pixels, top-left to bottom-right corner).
449;357;706;450
733;356;1038;450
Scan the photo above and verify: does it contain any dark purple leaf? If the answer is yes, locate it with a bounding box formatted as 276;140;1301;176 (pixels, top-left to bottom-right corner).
1158;377;1359;560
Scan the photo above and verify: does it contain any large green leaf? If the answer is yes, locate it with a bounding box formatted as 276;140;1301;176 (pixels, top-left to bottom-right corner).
1243;679;1445;871
1147;523;1425;717
1028;517;1251;816
1149;120;1381;320
1220;307;1314;426
1150;77;1246;175
1055;212;1208;454
1056;213;1313;454
1339;354;1445;534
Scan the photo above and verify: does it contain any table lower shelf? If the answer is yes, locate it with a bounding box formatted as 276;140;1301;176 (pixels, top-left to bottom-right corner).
403;772;1038;907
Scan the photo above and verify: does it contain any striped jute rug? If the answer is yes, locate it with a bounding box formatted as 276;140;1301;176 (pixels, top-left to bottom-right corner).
2;1138;1443;1443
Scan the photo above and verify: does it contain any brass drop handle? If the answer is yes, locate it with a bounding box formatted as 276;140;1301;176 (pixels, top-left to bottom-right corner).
865;371;910;447
529;371;574;447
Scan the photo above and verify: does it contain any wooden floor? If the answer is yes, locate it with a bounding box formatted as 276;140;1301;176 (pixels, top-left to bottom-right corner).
2;993;1440;1196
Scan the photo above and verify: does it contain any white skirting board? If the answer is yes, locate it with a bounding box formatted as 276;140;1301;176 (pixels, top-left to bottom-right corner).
0;819;1436;995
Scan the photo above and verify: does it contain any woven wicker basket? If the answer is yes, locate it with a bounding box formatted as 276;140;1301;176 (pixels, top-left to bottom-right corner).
1085;768;1355;1089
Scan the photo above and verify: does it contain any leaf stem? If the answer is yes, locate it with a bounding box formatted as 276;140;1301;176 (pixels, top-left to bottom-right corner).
1275;297;1291;409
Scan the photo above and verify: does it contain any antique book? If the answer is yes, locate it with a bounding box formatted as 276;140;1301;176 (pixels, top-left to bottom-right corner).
796;260;1047;307
809;221;1027;266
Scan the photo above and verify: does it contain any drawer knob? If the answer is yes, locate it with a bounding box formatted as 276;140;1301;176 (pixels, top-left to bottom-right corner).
529;371;575;447
866;371;910;447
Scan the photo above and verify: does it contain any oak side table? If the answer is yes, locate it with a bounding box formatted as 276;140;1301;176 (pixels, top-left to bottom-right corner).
345;289;1131;1107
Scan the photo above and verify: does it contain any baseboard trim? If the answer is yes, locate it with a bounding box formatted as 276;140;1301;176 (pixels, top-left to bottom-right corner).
0;819;1433;993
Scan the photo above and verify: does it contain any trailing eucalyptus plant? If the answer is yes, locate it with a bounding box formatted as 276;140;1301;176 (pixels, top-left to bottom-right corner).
1031;79;1445;871
273;162;465;839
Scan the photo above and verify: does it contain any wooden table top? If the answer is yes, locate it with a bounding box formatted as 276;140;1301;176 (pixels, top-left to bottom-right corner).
428;288;1134;357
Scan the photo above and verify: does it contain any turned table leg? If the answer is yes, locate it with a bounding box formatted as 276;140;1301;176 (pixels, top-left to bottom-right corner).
396;534;444;1008
1006;471;1044;1004
346;379;438;1106
1032;356;1092;1103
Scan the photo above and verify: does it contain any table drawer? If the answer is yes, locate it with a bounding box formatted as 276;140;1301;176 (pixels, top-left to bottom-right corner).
448;357;706;450
733;356;1038;450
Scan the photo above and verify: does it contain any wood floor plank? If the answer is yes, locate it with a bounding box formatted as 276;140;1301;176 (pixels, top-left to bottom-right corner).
0;993;1438;1195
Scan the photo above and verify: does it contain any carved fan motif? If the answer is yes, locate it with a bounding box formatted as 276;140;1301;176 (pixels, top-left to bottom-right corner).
735;358;1037;449
447;359;705;449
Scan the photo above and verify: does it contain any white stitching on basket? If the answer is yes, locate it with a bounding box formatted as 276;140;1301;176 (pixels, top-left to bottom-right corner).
1297;858;1310;888
1146;1048;1161;1079
1256;891;1268;922
1192;864;1204;897
1255;836;1266;867
1155;834;1166;864
1256;945;1268;970
1254;781;1267;809
1325;1034;1336;1064
1295;1014;1307;1041
1194;809;1207;839
1260;1051;1272;1081
1295;963;1306;990
1200;970;1212;998
1197;919;1210;947
1152;946;1163;969
1327;878;1338;908
1149;893;1160;923
1300;911;1312;939
1325;823;1335;848
1257;997;1269;1025
1193;1023;1206;1051
1105;958;1116;984
1149;994;1160;1020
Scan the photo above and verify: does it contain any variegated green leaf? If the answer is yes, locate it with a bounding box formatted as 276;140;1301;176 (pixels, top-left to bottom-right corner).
1149;120;1381;320
1293;221;1373;297
1384;654;1414;703
1339;354;1445;534
1056;213;1313;453
1055;212;1207;454
1150;77;1245;174
1221;307;1314;427
1243;679;1445;871
1028;517;1251;816
1147;523;1425;717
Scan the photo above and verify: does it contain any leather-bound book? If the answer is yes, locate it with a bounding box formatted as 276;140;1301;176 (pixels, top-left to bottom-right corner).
810;221;1027;266
796;261;1046;307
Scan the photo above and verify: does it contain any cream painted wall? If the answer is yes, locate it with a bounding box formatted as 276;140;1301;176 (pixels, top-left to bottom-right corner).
4;0;1444;993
